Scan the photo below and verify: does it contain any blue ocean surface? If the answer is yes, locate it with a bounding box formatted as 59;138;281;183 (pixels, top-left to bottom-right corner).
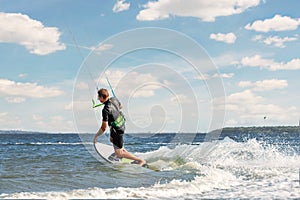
0;129;299;199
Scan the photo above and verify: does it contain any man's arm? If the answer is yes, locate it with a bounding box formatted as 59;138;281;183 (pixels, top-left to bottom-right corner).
93;121;108;143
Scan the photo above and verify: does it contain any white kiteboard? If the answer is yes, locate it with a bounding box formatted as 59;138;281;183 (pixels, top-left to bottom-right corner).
94;142;135;164
94;142;159;171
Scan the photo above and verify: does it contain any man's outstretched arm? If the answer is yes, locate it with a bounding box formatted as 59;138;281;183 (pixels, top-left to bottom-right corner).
93;121;108;143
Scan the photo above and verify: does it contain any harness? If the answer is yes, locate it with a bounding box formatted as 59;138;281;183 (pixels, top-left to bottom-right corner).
109;99;125;129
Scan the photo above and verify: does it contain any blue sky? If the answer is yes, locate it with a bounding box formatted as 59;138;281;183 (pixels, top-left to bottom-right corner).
0;0;299;133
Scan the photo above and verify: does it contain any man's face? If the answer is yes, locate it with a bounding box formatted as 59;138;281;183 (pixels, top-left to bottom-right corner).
98;96;105;103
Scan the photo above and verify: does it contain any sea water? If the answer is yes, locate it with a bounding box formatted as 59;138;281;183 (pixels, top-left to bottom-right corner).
0;130;299;199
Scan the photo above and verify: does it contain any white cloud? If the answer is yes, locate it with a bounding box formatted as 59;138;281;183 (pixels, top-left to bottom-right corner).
212;53;244;68
72;43;114;52
32;115;75;133
240;55;300;71
225;90;298;125
245;15;300;32
32;114;43;121
225;119;238;126
263;36;297;48
18;73;28;78
238;79;288;91
137;0;261;22
101;70;161;98
75;81;89;90
196;73;234;80
0;79;63;98
113;0;130;13
238;81;252;88
5;97;26;103
0;112;21;129
210;32;237;44
196;73;211;80
64;102;73;110
227;90;263;106
0;12;65;55
252;34;263;41
212;73;234;79
253;35;297;48
170;94;192;104
94;44;114;52
79;43;114;55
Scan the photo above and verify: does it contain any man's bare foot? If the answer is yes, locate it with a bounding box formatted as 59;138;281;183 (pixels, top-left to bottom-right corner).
138;159;146;166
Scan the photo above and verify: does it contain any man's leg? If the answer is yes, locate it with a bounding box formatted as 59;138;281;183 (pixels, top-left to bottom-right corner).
114;148;146;166
111;127;146;166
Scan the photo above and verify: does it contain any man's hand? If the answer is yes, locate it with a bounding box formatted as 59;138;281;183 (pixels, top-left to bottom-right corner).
94;129;103;144
94;129;102;144
94;135;99;144
94;121;108;144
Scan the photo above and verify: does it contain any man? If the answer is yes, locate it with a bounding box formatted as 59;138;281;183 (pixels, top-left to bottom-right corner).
93;88;146;166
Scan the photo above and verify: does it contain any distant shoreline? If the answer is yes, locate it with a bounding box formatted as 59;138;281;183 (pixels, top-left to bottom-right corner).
215;125;299;135
0;125;299;134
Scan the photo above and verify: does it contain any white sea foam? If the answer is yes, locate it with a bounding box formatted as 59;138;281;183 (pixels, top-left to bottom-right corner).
1;137;300;199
